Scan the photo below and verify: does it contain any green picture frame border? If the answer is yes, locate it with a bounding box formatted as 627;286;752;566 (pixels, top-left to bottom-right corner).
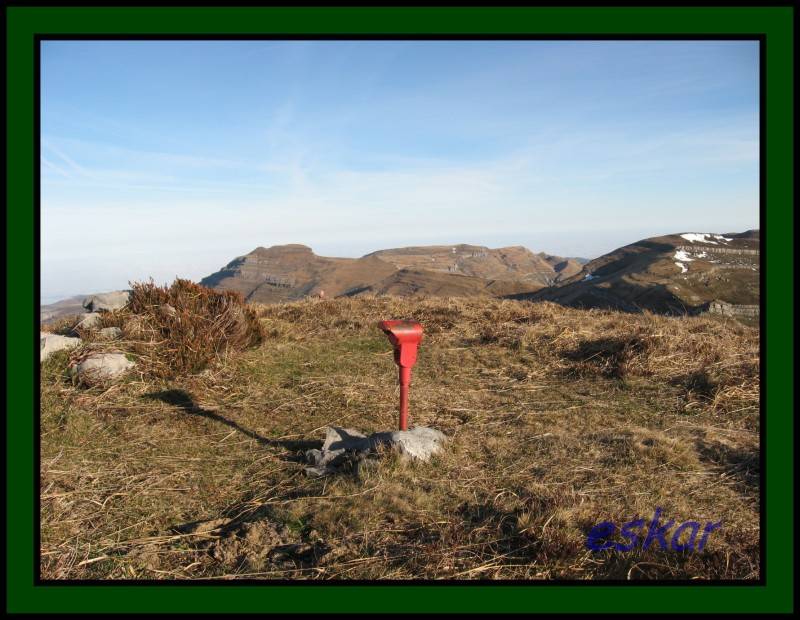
6;4;794;614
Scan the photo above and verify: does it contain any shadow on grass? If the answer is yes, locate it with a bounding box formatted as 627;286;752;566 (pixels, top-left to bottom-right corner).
695;438;760;492
561;336;650;379
143;389;321;454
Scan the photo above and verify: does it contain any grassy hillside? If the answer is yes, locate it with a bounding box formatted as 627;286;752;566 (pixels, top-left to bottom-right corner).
526;231;759;316
40;296;759;580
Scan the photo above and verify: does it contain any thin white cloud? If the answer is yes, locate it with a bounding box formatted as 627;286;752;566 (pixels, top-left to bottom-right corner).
41;157;70;177
39;40;759;299
42;140;93;177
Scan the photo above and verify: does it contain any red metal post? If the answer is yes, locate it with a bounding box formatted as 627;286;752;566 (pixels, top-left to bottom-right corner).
378;320;423;431
398;366;411;431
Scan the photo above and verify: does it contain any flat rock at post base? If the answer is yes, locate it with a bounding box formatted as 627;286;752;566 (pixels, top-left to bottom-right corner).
305;426;447;476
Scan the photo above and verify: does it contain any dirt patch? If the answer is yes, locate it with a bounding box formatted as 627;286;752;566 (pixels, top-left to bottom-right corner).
165;510;334;577
211;519;293;571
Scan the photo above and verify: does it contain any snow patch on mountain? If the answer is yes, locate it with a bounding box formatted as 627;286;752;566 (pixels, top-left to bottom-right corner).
680;233;732;245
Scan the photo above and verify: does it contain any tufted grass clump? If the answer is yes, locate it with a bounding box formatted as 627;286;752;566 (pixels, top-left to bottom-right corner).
121;278;264;378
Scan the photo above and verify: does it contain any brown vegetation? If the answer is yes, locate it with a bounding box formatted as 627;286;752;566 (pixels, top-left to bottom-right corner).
122;279;263;378
40;296;759;580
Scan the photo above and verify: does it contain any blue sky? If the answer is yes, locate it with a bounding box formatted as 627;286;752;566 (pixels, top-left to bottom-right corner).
41;40;759;302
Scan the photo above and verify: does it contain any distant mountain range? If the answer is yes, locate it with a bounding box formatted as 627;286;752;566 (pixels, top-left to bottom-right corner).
517;229;759;316
199;244;584;304
41;230;760;323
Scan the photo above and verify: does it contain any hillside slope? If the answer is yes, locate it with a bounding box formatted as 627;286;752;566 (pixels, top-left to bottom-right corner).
200;243;572;303
40;294;88;323
366;244;582;287
352;268;540;298
519;230;759;316
199;244;398;303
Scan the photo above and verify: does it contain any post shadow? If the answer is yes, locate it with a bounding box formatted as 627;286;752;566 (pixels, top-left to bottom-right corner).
143;389;321;453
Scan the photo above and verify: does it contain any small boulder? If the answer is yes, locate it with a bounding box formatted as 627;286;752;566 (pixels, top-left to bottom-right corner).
97;326;123;340
383;426;448;461
82;290;130;313
40;332;81;361
74;312;102;330
70;353;135;385
305;426;447;476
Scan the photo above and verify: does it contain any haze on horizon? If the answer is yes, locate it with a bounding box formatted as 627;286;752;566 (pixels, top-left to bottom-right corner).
41;40;759;303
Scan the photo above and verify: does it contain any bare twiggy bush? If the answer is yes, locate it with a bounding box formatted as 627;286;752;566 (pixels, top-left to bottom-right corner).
82;279;265;379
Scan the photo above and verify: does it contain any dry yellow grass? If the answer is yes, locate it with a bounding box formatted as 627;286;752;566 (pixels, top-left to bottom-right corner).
40;295;759;580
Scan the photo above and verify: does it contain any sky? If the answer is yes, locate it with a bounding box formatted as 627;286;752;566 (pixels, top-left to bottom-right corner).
41;40;759;303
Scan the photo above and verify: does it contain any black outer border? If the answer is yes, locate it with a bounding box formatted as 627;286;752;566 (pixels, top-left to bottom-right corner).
34;33;767;587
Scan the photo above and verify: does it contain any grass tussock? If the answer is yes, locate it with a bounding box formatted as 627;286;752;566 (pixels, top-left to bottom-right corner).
257;296;759;415
40;295;759;581
120;279;264;378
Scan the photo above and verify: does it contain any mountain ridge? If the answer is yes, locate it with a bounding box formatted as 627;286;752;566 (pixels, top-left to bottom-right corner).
199;243;582;304
518;230;759;318
41;231;760;323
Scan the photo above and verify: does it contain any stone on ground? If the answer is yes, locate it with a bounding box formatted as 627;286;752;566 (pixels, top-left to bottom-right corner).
82;290;130;312
40;332;81;361
97;326;123;340
382;426;449;461
305;426;447;476
70;352;135;385
75;312;103;330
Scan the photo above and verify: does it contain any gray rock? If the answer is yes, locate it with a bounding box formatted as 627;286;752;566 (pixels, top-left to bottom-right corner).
305;426;447;477
82;290;130;313
382;426;448;461
75;312;103;330
40;332;81;361
70;353;135;385
97;326;123;340
304;427;368;476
